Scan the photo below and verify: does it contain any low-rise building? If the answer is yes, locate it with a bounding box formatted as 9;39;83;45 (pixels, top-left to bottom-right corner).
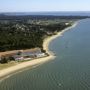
0;48;46;62
36;53;46;58
13;48;45;61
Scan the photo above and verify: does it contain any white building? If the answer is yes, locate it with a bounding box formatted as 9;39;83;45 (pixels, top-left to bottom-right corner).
36;53;46;58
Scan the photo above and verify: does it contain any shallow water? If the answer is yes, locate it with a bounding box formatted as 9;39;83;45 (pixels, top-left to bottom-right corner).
0;19;90;90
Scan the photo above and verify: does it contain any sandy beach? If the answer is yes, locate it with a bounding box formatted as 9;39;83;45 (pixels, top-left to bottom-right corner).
0;22;77;79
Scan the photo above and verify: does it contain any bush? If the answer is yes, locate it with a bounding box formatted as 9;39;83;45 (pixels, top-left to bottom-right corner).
0;57;8;64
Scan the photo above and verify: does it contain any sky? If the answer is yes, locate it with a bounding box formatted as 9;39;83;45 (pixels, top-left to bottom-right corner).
0;0;90;12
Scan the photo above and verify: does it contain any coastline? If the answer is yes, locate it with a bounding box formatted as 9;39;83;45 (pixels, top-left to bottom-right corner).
43;21;78;54
0;22;78;79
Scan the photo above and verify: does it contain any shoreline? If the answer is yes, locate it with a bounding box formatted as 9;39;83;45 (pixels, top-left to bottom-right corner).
43;21;78;54
0;22;78;79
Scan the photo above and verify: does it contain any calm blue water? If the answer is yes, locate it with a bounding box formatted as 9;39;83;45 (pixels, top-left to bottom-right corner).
0;19;90;90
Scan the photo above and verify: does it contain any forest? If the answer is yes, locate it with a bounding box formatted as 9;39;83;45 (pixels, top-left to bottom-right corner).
0;15;88;52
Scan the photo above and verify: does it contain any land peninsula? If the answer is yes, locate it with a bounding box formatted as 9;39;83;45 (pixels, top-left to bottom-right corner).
0;15;88;78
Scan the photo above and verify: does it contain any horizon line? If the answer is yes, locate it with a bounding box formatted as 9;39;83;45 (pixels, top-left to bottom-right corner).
0;11;90;13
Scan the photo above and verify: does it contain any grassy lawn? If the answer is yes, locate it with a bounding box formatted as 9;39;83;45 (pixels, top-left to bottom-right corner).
0;61;19;70
0;57;46;70
0;60;32;70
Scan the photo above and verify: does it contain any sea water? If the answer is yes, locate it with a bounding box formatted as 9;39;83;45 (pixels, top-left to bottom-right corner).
0;19;90;90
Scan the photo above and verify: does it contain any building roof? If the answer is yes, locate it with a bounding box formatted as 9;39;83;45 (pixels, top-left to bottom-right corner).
0;50;19;57
0;48;41;57
22;48;41;52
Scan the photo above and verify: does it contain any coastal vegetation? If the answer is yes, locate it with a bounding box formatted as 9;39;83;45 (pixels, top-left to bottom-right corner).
0;19;69;52
0;15;88;64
